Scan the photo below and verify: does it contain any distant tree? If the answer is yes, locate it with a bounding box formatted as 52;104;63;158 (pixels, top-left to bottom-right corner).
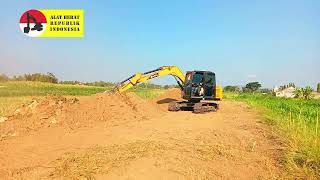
294;86;314;100
302;86;314;100
288;82;296;88
279;83;295;90
24;72;58;83
0;74;10;81
244;82;261;92
224;86;240;93
317;83;320;93
294;88;303;98
47;72;58;83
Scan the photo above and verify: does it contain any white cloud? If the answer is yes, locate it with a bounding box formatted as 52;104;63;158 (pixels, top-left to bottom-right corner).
247;74;257;78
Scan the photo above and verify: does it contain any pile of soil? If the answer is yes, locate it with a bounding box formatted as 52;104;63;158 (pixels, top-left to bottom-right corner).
0;92;163;140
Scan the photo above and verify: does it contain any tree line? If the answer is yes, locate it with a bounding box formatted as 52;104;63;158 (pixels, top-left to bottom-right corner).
0;73;115;87
0;73;173;88
224;82;264;93
0;73;58;83
1;73;319;92
224;82;320;100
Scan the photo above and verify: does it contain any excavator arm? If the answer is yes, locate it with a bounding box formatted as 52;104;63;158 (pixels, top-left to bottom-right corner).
114;66;185;93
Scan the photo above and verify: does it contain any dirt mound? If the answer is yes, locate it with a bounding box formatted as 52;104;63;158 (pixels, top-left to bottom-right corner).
0;95;78;139
0;92;163;140
58;92;163;128
152;88;183;110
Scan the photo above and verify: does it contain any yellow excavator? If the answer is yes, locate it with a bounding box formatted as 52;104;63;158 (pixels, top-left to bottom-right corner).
114;66;223;113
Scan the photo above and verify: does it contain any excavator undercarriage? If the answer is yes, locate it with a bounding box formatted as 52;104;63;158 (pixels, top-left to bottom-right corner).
168;101;219;114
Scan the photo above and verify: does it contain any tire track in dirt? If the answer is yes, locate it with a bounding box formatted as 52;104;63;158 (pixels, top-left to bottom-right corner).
0;89;283;179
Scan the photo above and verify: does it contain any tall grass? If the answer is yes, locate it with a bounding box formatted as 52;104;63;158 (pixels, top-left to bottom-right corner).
228;93;320;178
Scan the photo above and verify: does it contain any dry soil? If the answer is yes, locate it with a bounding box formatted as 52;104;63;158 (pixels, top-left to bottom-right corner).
0;89;283;179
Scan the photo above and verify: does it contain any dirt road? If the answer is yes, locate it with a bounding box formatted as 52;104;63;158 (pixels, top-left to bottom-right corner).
0;89;283;179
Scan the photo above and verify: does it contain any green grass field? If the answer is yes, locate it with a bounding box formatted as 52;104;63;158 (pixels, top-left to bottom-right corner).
0;81;107;97
129;86;165;99
225;92;320;178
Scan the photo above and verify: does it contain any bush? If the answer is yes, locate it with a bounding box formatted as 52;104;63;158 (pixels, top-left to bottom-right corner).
294;88;303;98
23;72;58;83
243;82;261;92
295;86;314;100
224;86;240;93
302;86;314;100
317;83;320;93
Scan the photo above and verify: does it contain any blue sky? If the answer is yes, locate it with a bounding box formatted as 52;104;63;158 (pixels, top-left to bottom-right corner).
0;0;319;88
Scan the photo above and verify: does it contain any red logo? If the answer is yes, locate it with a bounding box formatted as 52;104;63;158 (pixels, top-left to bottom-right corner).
19;10;47;37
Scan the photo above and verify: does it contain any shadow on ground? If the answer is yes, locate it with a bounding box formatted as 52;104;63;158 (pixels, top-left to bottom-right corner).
157;98;178;104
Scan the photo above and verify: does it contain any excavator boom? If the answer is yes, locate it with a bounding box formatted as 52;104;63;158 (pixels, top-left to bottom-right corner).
114;66;185;92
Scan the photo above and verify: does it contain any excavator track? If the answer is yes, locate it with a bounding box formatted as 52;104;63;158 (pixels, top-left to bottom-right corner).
168;101;181;111
168;101;218;114
193;102;217;114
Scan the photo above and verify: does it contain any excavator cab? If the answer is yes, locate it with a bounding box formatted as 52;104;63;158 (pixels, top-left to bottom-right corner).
182;71;216;102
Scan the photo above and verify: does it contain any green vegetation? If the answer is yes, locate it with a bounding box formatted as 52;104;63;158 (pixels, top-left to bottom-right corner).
223;85;240;93
60;80;115;87
129;86;165;99
294;86;314;100
0;72;59;83
0;72;115;88
0;81;107;97
317;83;320;93
243;82;261;92
227;93;320;178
